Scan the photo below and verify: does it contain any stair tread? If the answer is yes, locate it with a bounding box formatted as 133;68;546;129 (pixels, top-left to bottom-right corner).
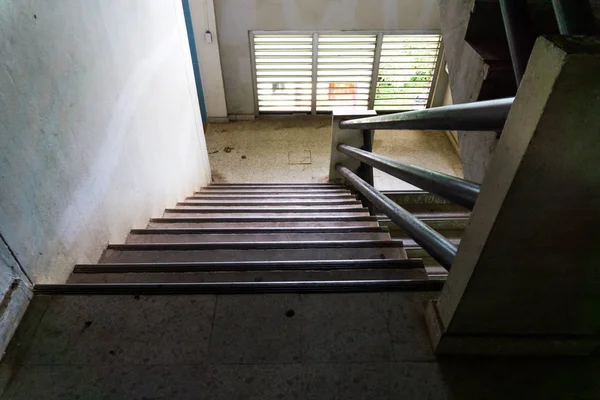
68;268;428;283
164;207;368;214
377;212;470;220
195;189;351;194
177;201;362;207
107;240;405;250
206;184;346;188
209;183;344;185
73;258;424;273
150;216;377;224
99;247;407;263
130;226;388;234
35;279;442;295
148;221;380;228
126;232;391;243
175;203;364;209
187;195;357;200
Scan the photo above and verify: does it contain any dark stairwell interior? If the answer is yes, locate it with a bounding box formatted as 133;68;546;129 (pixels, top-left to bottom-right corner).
1;0;600;399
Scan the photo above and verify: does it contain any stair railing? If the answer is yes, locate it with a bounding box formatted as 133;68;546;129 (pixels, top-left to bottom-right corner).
339;97;513;132
333;97;513;271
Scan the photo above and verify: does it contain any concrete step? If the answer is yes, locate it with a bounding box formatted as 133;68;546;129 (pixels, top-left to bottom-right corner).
402;238;461;250
405;242;462;278
381;191;470;213
148;215;379;228
166;207;368;213
207;183;346;189
175;202;364;209
378;212;469;233
162;209;371;218
195;189;352;195
126;227;391;243
98;240;408;263
187;194;357;200
34;279;442;296
73;258;424;273
69;254;427;283
68;268;427;283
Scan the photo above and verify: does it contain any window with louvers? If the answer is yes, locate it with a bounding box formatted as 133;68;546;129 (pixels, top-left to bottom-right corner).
251;32;442;114
374;34;442;111
316;34;376;112
253;34;313;113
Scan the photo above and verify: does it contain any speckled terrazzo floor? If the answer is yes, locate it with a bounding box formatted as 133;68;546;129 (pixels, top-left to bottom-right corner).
2;293;598;399
204;117;463;190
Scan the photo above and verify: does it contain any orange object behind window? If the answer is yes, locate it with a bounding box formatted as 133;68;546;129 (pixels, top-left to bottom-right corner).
329;83;357;100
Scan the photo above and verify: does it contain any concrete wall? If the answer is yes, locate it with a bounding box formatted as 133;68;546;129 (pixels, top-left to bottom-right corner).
441;79;460;155
438;0;498;183
213;0;441;116
0;0;211;288
189;0;229;120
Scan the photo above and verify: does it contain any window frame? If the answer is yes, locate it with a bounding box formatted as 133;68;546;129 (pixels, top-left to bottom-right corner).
249;30;444;116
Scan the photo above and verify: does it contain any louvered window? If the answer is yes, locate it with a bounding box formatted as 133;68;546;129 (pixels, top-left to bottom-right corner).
253;34;313;112
316;34;376;111
374;34;442;111
251;32;442;114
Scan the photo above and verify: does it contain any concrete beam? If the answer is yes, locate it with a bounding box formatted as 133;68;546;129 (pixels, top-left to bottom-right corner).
427;36;600;355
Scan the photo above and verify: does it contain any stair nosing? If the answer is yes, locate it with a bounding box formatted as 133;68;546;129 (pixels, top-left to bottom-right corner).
163;207;367;214
130;226;389;234
149;216;377;223
208;183;344;185
206;184;346;188
195;189;350;194
377;213;470;220
106;240;404;251
186;195;358;199
34;279;443;295
177;201;362;206
74;258;423;273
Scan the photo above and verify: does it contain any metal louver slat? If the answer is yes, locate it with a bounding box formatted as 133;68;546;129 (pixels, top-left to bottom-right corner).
254;34;314;113
374;34;442;112
315;34;377;112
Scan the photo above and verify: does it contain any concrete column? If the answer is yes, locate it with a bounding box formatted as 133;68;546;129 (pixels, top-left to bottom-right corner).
329;110;377;183
427;36;600;355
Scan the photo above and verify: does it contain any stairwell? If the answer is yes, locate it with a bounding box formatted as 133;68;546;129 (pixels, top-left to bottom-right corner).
67;183;434;285
0;183;452;398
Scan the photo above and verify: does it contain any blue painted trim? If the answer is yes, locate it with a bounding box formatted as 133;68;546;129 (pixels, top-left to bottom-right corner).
182;0;207;123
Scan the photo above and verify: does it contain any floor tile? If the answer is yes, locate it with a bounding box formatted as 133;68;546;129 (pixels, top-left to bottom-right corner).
389;362;451;400
1;365;208;400
22;295;216;366
303;362;392;400
385;292;437;361
299;293;393;362
205;364;302;400
209;294;301;364
205;118;463;187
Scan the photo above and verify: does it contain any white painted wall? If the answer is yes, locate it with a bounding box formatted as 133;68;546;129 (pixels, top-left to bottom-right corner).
189;0;229;120
213;0;441;115
0;0;211;287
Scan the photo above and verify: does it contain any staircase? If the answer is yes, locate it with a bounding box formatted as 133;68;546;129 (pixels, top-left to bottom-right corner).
64;183;434;286
376;191;468;279
1;182;448;399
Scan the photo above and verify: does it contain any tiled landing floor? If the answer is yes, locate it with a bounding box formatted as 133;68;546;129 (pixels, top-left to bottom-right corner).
2;292;598;399
205;117;463;190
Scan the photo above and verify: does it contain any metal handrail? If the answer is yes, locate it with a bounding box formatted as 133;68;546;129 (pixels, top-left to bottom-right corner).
337;144;480;210
336;164;457;269
551;0;597;35
338;98;514;132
